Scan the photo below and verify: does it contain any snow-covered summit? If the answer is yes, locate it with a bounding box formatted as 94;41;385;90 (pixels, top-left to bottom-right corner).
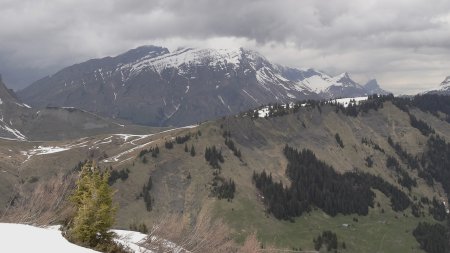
440;76;450;87
286;70;372;99
424;76;450;95
364;79;390;95
330;72;360;87
122;47;248;77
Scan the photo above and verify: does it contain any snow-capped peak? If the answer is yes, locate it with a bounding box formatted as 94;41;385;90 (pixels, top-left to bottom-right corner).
122;47;246;77
336;72;351;80
331;72;359;86
440;76;450;87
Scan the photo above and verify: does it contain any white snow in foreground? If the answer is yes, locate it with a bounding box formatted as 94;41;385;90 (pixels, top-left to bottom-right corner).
113;229;150;253
0;223;187;253
0;223;98;253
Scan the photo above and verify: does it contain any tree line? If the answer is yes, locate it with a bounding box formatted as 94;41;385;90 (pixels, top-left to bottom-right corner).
252;145;410;220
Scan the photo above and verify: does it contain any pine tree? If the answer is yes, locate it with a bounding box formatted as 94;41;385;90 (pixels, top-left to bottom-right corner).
67;161;116;248
190;145;196;157
184;143;189;152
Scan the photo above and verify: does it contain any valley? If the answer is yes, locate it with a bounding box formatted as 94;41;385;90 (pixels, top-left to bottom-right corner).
2;2;450;252
3;93;450;252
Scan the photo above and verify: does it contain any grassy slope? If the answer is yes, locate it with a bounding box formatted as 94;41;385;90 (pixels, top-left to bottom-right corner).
104;102;449;252
209;103;445;252
3;101;450;252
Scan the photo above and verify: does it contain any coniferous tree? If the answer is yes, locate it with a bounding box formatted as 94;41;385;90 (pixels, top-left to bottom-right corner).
67;162;116;248
335;133;344;148
142;176;153;211
413;222;449;253
190;145;196;157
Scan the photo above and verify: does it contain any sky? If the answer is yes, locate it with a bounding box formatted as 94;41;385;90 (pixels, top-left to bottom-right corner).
1;0;450;94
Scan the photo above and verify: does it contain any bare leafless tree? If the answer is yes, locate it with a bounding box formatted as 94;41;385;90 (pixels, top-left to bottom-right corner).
142;208;234;253
1;173;76;225
238;232;261;253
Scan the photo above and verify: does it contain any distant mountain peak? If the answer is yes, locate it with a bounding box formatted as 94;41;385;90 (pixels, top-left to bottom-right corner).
440;76;450;87
364;79;379;89
0;78;21;105
337;72;351;79
423;76;450;95
331;72;360;88
364;79;390;95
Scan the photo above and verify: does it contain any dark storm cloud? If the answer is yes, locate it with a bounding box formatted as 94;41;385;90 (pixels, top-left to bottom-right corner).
1;0;450;93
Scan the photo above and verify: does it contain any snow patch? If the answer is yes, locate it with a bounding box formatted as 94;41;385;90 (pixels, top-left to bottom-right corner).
217;95;226;106
329;96;368;107
0;223;98;253
103;125;197;163
286;93;296;99
300;74;333;92
257;107;270;118
27;146;69;155
21;140;90;163
122;47;242;78
0;124;27;140
242;89;258;103
0;223;186;253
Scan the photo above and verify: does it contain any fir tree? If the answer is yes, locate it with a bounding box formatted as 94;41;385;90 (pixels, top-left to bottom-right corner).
190;145;196;157
67;161;116;248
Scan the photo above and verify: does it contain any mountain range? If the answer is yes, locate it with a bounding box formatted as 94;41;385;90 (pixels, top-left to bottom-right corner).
3;43;450;253
17;46;389;127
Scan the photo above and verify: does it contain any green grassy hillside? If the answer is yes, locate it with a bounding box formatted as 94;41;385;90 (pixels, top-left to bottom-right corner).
3;96;450;252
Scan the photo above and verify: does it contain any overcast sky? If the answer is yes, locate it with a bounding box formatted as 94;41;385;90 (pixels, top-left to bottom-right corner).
1;0;450;94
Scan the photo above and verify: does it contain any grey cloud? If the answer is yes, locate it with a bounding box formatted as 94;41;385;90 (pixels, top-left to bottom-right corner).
0;0;449;93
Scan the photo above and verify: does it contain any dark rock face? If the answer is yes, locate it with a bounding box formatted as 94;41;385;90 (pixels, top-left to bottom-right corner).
0;79;126;141
0;78;29;140
364;79;390;95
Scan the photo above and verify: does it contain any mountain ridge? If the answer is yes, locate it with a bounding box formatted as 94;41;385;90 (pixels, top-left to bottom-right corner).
423;76;450;95
18;45;391;126
0;78;156;141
